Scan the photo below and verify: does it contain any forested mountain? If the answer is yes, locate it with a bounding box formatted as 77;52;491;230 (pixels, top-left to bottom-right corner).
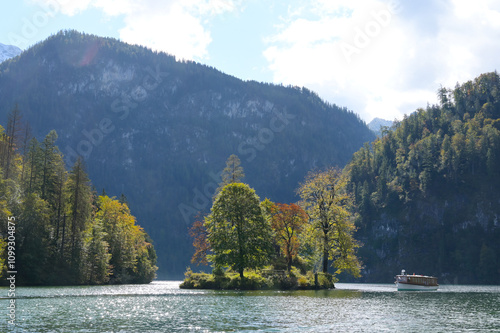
0;30;375;279
346;72;500;284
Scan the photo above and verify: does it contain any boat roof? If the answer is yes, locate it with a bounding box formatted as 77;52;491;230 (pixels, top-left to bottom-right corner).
396;274;437;278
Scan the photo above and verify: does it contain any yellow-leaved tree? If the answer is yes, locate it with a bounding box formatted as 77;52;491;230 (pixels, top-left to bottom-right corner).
95;196;157;284
297;168;362;277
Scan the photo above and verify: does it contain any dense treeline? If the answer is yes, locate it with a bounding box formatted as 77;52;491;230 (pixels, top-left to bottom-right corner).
0;108;157;285
346;72;500;284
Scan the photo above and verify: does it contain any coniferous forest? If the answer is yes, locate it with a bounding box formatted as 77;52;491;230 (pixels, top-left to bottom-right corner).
346;72;500;284
0;108;157;285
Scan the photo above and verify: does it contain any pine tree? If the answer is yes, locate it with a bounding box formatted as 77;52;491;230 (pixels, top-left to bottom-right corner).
66;157;92;278
81;220;111;284
17;193;51;285
40;130;61;201
2;105;23;180
217;154;245;193
25;138;42;194
19;123;32;184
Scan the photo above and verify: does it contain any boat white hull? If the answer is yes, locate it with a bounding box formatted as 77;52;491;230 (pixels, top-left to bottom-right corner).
396;282;438;291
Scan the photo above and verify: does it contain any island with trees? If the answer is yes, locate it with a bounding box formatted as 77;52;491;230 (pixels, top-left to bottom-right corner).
181;155;362;290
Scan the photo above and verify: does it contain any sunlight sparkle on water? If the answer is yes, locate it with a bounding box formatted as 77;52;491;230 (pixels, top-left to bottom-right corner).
0;282;499;332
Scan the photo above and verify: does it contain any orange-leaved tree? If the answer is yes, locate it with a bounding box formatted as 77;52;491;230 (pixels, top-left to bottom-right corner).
270;203;308;272
189;213;210;266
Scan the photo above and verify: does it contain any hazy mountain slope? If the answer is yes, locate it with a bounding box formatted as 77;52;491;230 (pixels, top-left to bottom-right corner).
0;30;375;278
368;117;393;136
0;43;22;63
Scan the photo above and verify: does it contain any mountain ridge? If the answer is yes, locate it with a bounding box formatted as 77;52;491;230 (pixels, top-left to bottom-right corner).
0;30;375;278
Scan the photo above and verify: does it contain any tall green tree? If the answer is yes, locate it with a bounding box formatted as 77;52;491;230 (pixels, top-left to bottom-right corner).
133;232;158;284
25;138;42;194
19;122;32;184
298;168;362;277
40;130;62;201
66;157;92;277
2;105;23;180
16;193;51;285
205;183;273;278
81;220;111;285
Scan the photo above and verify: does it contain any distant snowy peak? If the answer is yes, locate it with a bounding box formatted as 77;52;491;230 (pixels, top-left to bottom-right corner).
0;43;22;63
368;117;393;136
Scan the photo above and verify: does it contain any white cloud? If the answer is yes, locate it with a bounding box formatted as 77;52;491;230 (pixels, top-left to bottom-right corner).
36;0;93;16
263;0;500;121
32;0;238;60
119;3;212;60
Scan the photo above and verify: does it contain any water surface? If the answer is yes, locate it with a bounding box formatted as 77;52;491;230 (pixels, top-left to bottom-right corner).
1;281;499;332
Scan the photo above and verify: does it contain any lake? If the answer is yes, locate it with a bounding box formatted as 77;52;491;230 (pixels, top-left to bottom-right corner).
1;281;499;332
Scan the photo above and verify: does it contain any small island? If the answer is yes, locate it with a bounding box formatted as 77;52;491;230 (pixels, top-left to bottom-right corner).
181;155;362;290
180;267;335;290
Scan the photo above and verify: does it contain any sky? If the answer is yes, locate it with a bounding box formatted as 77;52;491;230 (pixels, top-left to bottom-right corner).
1;0;500;122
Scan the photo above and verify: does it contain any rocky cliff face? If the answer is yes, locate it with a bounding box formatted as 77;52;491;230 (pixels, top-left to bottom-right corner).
358;191;500;284
0;31;375;278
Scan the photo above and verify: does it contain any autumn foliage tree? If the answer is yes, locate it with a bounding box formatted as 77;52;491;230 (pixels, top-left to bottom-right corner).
298;168;362;277
189;214;209;266
96;195;158;284
269;203;308;272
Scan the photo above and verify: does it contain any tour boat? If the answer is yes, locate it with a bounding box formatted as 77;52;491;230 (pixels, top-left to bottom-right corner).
395;269;438;291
